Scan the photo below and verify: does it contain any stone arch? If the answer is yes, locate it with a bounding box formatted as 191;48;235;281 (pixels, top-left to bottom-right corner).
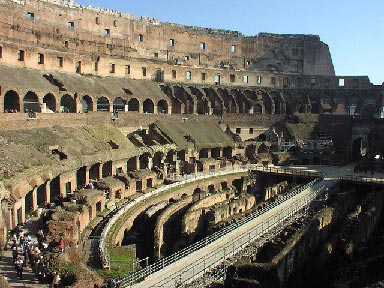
4;90;20;112
113;97;126;111
97;96;110;111
143;98;154;113
199;148;209;159
81;95;94;112
258;143;269;154
60;94;76;113
43;93;56;112
128;98;140;112
157;100;168;114
254;104;263;114
269;91;284;114
139;152;152;169
102;161;113;178
24;91;41;112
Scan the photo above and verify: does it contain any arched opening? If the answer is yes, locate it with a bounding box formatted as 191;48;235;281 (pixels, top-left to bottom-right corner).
102;161;113;178
297;103;305;113
43;93;56;112
232;179;242;192
97;97;110;111
113;97;125;111
60;94;76;113
81;95;93;112
143;99;154;113
139;153;152;169
157;100;168;114
199;148;209;159
128;98;139;112
311;102;320;114
208;184;215;193
24;91;41;112
258;143;269;154
153;152;164;169
4;90;20;112
223;147;233;158
89;163;100;181
254;104;262;114
211;147;221;159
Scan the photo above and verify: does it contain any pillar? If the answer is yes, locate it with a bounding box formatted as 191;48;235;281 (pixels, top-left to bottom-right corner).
135;156;140;170
207;149;212;159
98;164;103;180
45;181;51;204
148;157;153;170
124;104;129;112
32;187;38;212
85;167;90;185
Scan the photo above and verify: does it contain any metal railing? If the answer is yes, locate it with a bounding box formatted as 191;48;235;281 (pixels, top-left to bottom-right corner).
122;178;329;286
98;164;325;270
340;174;384;184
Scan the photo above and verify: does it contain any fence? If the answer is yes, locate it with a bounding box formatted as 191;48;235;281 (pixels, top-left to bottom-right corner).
98;164;325;271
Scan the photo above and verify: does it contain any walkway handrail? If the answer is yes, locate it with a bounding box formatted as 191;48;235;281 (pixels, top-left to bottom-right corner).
340;174;384;184
122;176;325;285
137;180;334;288
98;164;324;270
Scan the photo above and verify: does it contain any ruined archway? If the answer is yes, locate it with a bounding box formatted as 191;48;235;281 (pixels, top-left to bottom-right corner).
24;91;41;112
143;99;154;113
43;93;56;112
113;97;126;111
157;100;168;114
81;95;93;112
97;96;110;111
128;98;140;112
60;94;76;113
4;90;20;112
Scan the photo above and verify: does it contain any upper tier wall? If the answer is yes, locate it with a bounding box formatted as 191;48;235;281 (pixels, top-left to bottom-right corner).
0;0;335;78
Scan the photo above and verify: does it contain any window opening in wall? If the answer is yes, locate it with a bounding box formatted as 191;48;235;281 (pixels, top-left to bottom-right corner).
310;77;316;86
123;88;132;95
125;65;130;75
64;41;68;48
215;74;221;85
76;61;81;74
338;78;345;87
104;29;110;36
249;128;254;134
186;71;191;80
292;48;299;56
243;75;249;83
257;76;262;84
236;128;241;134
230;74;235;83
200;42;206;50
68;21;74;28
94;61;98;71
283;77;290;88
231;45;236;53
113;20;117;27
169;39;175;46
172;70;177;78
201;73;206;81
38;53;44;64
271;77;276;85
184;55;189;61
18;50;25;61
138;34;143;42
110;63;115;73
246;60;251;66
26;12;34;19
0;46;3;58
142;67;147;76
154;52;158;58
95;16;100;25
57;56;63;67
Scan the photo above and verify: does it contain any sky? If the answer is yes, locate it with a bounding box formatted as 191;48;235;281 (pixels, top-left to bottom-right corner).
75;0;384;85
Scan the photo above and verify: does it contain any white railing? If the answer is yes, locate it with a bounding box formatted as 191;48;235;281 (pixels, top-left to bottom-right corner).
98;164;325;270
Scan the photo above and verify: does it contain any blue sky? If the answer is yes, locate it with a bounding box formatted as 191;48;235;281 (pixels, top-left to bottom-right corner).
76;0;383;85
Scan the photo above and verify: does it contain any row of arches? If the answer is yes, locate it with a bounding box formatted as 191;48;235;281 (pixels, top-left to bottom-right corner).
3;90;170;114
2;87;380;117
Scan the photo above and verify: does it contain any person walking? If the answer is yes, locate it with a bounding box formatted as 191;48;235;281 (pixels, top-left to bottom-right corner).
14;256;24;280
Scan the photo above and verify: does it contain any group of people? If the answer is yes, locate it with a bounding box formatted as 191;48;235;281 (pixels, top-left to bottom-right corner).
7;225;63;287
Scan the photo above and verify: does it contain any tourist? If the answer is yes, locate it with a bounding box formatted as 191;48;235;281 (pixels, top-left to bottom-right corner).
50;272;61;288
14;256;24;280
58;236;65;253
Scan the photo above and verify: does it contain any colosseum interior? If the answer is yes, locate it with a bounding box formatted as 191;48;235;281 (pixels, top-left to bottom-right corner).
0;0;383;287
